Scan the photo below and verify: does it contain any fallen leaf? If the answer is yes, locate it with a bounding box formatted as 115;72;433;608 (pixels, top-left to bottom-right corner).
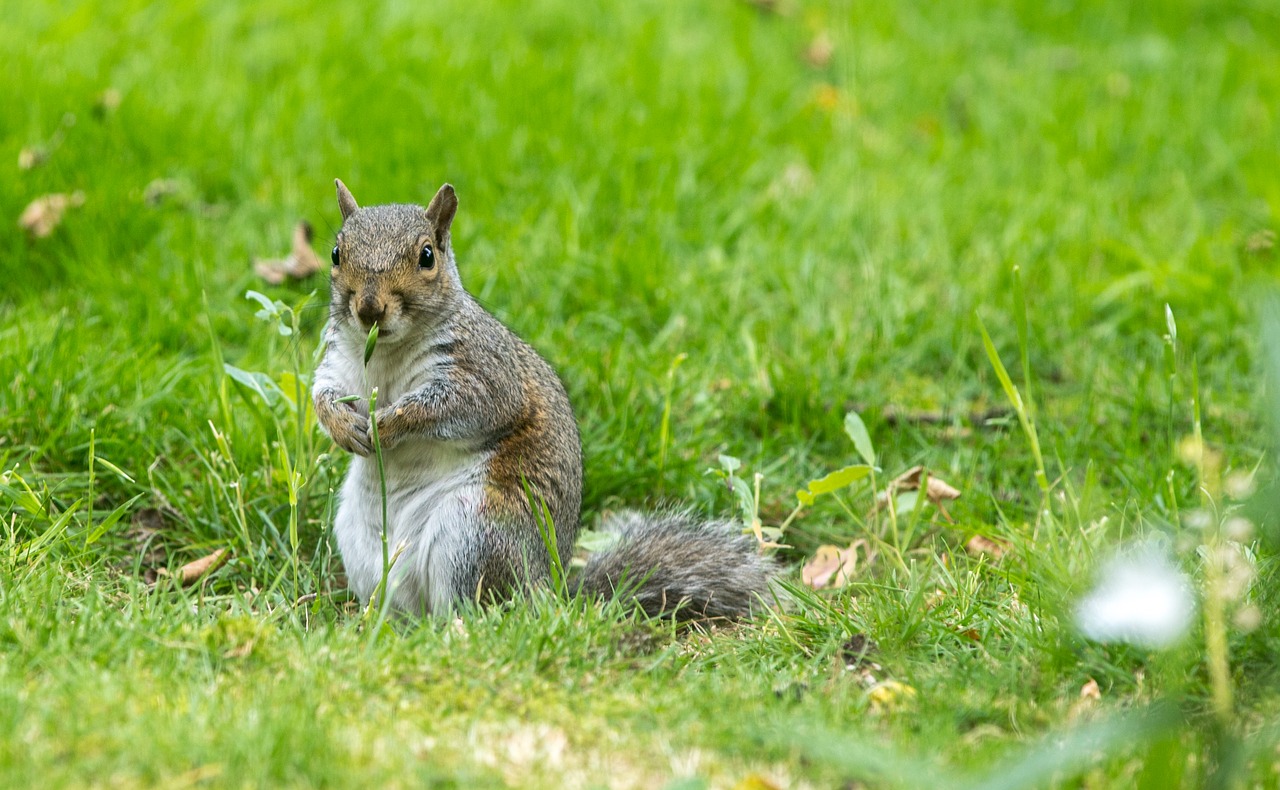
1080;678;1101;700
733;774;783;790
1068;677;1103;721
157;548;229;587
804;31;834;68
926;476;962;504
965;534;1007;559
801;540;868;589
868;680;917;714
873;465;962;521
19;191;85;238
254;221;322;283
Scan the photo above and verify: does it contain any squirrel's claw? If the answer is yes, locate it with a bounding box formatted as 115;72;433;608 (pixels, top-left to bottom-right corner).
344;417;374;457
369;407;401;451
316;394;373;456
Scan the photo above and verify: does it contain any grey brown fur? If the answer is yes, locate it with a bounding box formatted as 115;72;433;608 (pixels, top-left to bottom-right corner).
314;180;774;619
574;510;776;621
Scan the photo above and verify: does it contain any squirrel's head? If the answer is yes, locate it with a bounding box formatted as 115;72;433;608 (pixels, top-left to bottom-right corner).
328;179;461;342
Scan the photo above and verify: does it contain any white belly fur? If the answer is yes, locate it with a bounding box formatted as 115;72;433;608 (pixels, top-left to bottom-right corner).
334;438;490;615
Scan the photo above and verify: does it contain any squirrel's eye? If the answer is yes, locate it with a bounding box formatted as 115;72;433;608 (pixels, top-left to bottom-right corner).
419;244;435;270
330;245;340;266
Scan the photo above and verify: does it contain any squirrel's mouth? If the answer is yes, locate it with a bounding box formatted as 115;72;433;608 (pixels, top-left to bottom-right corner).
355;320;394;338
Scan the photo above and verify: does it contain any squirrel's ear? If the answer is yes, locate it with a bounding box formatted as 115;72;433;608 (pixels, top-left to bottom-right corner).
335;179;359;221
425;184;458;238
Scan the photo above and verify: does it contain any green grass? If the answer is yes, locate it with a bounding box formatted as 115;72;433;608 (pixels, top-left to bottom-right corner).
3;0;1280;786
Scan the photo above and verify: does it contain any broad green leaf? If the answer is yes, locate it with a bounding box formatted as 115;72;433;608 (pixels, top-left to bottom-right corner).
796;464;873;505
277;371;307;412
844;411;876;467
718;454;742;474
224;364;285;408
895;490;920;514
244;290;276;314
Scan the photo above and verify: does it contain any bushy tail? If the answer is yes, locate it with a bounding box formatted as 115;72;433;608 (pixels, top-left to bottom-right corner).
571;510;776;621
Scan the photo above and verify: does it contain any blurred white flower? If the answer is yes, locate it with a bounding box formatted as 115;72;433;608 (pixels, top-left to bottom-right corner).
1075;541;1196;649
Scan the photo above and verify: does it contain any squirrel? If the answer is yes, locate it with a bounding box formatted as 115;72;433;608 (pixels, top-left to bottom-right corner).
312;180;774;620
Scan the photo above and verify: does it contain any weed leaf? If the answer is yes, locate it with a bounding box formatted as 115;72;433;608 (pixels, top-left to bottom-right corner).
797;464;872;505
844;410;876;466
224;364;285;408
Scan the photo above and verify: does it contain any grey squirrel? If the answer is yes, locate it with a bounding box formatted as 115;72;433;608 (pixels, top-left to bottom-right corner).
313;180;774;620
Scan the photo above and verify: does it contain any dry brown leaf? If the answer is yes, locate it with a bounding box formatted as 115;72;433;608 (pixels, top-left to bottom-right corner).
254;221;322;283
801;545;843;589
801;540;867;589
1068;677;1103;721
1080;678;1101;700
158;548;229;587
804;31;834;68
926;475;962;504
873;465;962;521
19;191;85;238
965;534;1007;559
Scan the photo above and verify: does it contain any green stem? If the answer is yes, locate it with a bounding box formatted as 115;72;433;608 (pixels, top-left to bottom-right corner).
367;387;392;629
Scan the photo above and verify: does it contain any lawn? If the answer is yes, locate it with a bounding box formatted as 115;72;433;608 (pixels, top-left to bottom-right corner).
3;0;1279;787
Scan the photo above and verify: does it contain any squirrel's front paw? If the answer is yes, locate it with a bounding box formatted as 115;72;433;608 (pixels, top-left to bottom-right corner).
317;397;373;456
334;411;373;456
369;406;404;450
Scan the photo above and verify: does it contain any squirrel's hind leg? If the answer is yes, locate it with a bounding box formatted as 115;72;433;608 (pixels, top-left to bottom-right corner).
443;519;552;609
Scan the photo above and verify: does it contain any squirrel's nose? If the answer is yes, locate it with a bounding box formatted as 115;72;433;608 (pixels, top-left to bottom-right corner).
356;295;386;327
